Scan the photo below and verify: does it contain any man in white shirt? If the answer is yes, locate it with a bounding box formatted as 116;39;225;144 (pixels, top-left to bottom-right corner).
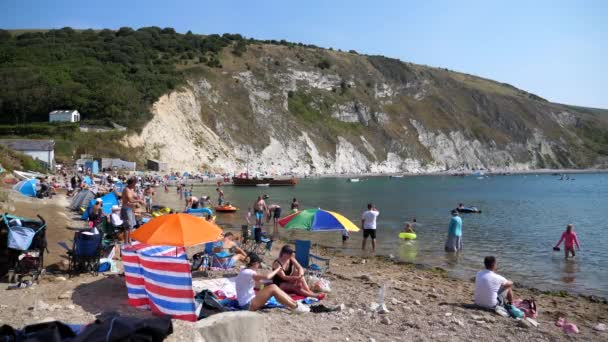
361;203;379;252
474;256;514;309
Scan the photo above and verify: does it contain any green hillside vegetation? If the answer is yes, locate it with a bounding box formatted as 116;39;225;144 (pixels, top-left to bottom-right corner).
0;144;46;173
0;27;246;129
1;27;607;169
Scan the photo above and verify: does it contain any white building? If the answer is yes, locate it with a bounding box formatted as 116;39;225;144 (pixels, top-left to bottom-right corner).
49;110;80;123
0;139;55;170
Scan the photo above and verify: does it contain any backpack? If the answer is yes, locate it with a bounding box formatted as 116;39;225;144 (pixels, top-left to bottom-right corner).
195;289;226;319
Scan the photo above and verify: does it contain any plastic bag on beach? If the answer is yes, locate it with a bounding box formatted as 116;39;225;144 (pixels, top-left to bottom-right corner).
308;275;331;293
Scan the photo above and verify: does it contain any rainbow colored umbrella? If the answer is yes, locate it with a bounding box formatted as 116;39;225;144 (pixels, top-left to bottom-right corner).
278;208;360;232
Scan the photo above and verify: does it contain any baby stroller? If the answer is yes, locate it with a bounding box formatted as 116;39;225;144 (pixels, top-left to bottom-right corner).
0;213;47;283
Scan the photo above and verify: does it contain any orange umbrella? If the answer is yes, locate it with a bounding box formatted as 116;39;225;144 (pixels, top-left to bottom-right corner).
131;213;223;247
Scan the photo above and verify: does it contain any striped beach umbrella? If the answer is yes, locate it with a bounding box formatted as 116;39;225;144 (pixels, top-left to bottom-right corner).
278;208;360;232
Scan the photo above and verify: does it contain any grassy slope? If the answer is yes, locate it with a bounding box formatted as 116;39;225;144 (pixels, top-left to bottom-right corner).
0;144;47;172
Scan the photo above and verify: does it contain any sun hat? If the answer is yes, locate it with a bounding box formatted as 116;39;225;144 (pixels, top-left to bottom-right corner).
111;205;120;211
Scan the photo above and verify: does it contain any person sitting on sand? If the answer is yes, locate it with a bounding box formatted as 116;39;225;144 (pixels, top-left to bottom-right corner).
403;222;415;233
213;232;247;267
235;253;309;313
88;198;103;228
474;256;514;309
271;245;326;300
554;224;581;259
110;205;123;227
184;196;199;211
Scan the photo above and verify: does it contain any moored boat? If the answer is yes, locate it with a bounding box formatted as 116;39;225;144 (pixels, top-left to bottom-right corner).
232;175;297;186
13;170;46;180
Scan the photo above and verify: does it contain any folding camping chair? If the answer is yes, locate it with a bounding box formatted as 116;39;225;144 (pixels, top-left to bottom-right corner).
242;225;273;256
206;241;234;269
68;231;102;277
295;240;330;277
97;217;120;249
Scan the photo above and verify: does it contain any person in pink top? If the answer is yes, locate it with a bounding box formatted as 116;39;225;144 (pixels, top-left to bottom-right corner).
554;224;581;259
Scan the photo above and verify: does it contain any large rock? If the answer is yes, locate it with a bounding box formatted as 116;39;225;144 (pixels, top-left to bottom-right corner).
194;311;267;342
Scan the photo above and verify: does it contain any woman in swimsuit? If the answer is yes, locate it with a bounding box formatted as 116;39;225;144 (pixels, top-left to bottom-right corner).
271;245;325;299
235;253;309;313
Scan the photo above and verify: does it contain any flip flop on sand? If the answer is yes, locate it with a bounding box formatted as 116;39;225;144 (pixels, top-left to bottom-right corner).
563;323;579;334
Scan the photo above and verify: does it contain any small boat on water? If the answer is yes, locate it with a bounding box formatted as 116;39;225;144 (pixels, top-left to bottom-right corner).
232;174;297;187
215;205;238;213
348;178;360;183
13;170;46;180
390;175;404;179
457;207;482;214
256;183;270;187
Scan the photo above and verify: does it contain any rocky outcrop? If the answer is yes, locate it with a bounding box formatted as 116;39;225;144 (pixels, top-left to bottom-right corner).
124;44;608;173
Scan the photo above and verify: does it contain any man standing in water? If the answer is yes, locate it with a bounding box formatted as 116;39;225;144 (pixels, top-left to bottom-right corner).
121;177;145;244
445;209;463;252
361;203;379;252
267;202;281;239
252;195;268;228
216;187;225;206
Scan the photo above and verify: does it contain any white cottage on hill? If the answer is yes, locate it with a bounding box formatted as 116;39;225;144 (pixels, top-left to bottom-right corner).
49;110;80;123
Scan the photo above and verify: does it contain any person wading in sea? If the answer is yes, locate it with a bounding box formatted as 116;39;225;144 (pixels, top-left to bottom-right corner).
361;203;379;252
216;187;225;206
445;209;463;252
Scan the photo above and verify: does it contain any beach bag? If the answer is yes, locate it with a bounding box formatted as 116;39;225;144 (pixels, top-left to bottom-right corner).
514;299;537;318
7;226;40;251
195;290;226;319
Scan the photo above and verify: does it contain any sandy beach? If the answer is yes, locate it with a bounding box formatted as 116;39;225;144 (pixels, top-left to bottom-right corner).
0;188;607;341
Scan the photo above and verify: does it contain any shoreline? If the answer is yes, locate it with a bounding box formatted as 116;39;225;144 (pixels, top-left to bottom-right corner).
161;168;608;187
301;168;608;179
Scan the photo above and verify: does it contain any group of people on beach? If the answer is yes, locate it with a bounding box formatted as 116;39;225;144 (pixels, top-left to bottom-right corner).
355;199;584;315
77;168;586;319
245;195;299;239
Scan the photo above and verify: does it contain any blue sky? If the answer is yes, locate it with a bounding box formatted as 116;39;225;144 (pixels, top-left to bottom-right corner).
1;0;606;109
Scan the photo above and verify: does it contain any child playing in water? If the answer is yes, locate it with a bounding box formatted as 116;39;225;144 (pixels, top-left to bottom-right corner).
554;224;581;259
403;222;415;233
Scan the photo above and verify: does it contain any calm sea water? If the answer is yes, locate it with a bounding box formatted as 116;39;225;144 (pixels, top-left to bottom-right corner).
154;173;608;297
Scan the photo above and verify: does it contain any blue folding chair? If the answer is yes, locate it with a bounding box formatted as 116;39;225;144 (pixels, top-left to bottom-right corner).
68;232;102;277
204;241;234;269
295;240;330;276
